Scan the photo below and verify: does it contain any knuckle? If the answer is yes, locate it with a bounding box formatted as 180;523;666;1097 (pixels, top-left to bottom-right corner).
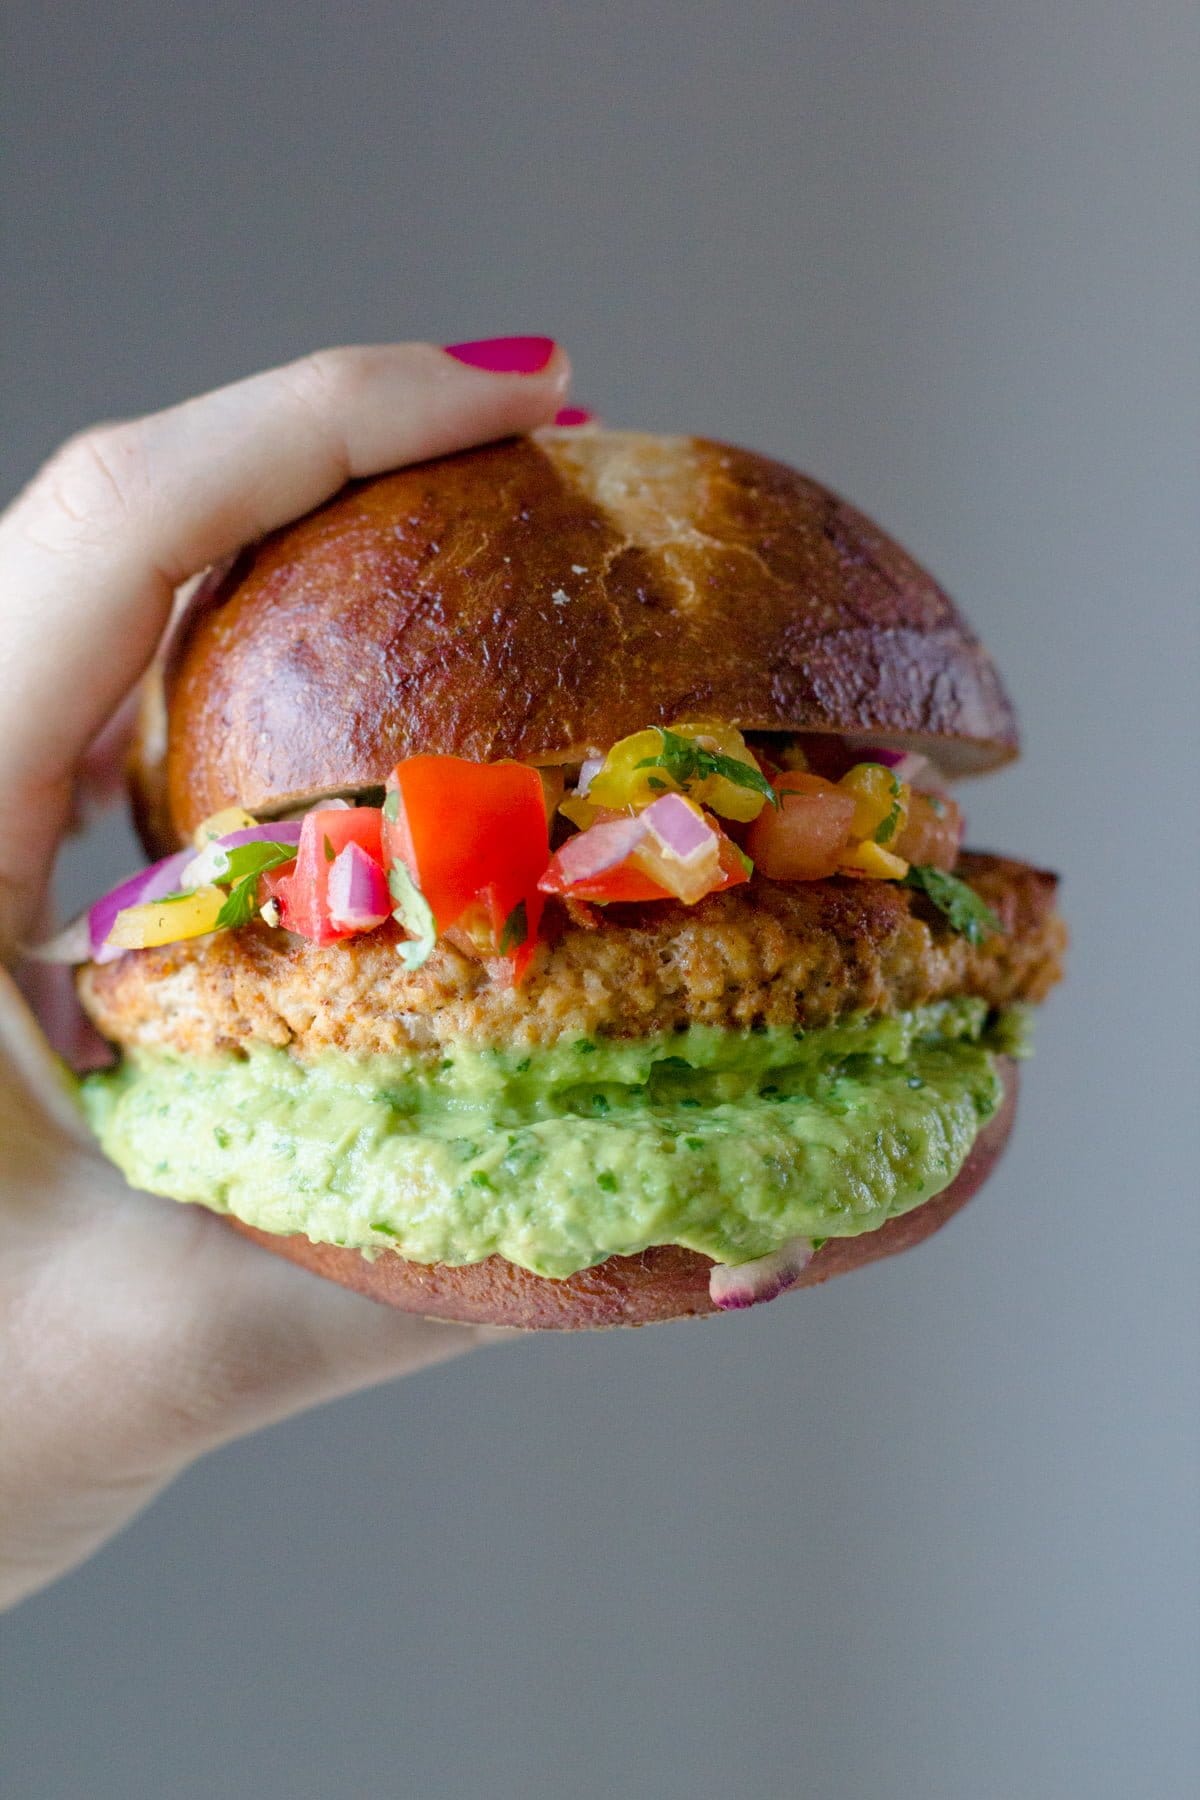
283;348;357;477
286;347;352;414
35;423;148;538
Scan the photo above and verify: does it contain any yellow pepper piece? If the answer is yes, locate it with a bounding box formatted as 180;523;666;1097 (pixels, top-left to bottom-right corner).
840;840;910;880
585;729;676;812
559;791;602;831
106;884;227;950
838;763;910;845
776;741;811;772
583;722;769;822
192;806;258;848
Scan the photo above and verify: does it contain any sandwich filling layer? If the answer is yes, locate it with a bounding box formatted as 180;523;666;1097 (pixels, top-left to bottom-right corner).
80;1000;1020;1278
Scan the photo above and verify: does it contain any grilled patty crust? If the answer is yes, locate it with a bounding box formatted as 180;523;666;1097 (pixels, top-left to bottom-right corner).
80;851;1064;1062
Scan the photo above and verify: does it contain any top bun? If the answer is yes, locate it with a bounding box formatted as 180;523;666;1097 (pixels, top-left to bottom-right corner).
133;430;1017;851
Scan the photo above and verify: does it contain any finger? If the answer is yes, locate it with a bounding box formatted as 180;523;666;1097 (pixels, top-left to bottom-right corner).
0;340;569;795
0;969;98;1147
0;1147;487;1606
0;341;569;950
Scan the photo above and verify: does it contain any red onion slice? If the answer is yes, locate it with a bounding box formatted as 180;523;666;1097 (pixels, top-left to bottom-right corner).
87;850;195;964
708;1238;815;1310
326;842;390;931
29;848;195;964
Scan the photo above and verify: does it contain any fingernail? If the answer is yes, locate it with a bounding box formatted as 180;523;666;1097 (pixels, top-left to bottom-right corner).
443;335;556;374
552;406;596;426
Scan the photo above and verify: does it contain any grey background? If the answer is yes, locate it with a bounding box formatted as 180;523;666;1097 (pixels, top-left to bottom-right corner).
3;3;1197;1797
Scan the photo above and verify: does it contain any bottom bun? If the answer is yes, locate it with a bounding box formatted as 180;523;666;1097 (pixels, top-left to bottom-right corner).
228;1060;1018;1330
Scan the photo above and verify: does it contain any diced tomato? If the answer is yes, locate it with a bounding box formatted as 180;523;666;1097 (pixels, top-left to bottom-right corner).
714;832;754;891
260;862;293;909
274;806;386;944
538;817;750;905
542;861;673;904
383;756;549;966
744;772;857;880
894;791;964;870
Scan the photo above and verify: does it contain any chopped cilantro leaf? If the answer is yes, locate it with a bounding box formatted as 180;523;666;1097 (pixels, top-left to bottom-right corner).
634;728;778;807
219;842;298;884
874;805;900;845
857;765;902;844
212;840;299;931
903;864;1003;946
469;1169;494;1190
388;860;437;970
216;879;259;930
596;1171;618;1192
498;898;528;955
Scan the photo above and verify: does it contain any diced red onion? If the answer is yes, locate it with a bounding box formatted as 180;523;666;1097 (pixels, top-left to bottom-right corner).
575;756;605;798
708;1238;815;1310
181;821;303;888
641;793;717;866
551;814;648;883
549;797;722;903
326;842;390;931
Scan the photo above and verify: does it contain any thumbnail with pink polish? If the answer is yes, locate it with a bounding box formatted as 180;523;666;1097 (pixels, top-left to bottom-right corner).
443;336;556;374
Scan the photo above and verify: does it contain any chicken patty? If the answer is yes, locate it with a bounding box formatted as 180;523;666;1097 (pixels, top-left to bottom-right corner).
79;852;1063;1063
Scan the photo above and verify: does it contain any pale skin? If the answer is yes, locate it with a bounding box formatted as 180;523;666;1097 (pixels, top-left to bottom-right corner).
0;342;573;1609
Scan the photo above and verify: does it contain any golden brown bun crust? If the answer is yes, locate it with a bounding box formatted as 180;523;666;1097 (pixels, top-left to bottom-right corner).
226;1059;1017;1330
137;431;1017;849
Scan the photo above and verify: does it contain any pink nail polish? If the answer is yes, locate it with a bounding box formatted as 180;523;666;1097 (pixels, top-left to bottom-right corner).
553;406;595;426
443;335;556;374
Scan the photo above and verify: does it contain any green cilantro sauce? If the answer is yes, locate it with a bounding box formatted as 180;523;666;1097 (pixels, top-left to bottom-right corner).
80;1001;1021;1278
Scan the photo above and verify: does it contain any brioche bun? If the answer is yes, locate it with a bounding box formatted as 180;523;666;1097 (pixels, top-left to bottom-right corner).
132;430;1017;854
107;429;1040;1330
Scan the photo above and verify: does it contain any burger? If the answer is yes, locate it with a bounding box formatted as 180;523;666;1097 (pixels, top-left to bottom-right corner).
62;429;1065;1328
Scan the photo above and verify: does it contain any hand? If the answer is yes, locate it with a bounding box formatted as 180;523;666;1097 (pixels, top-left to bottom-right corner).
0;340;571;1609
